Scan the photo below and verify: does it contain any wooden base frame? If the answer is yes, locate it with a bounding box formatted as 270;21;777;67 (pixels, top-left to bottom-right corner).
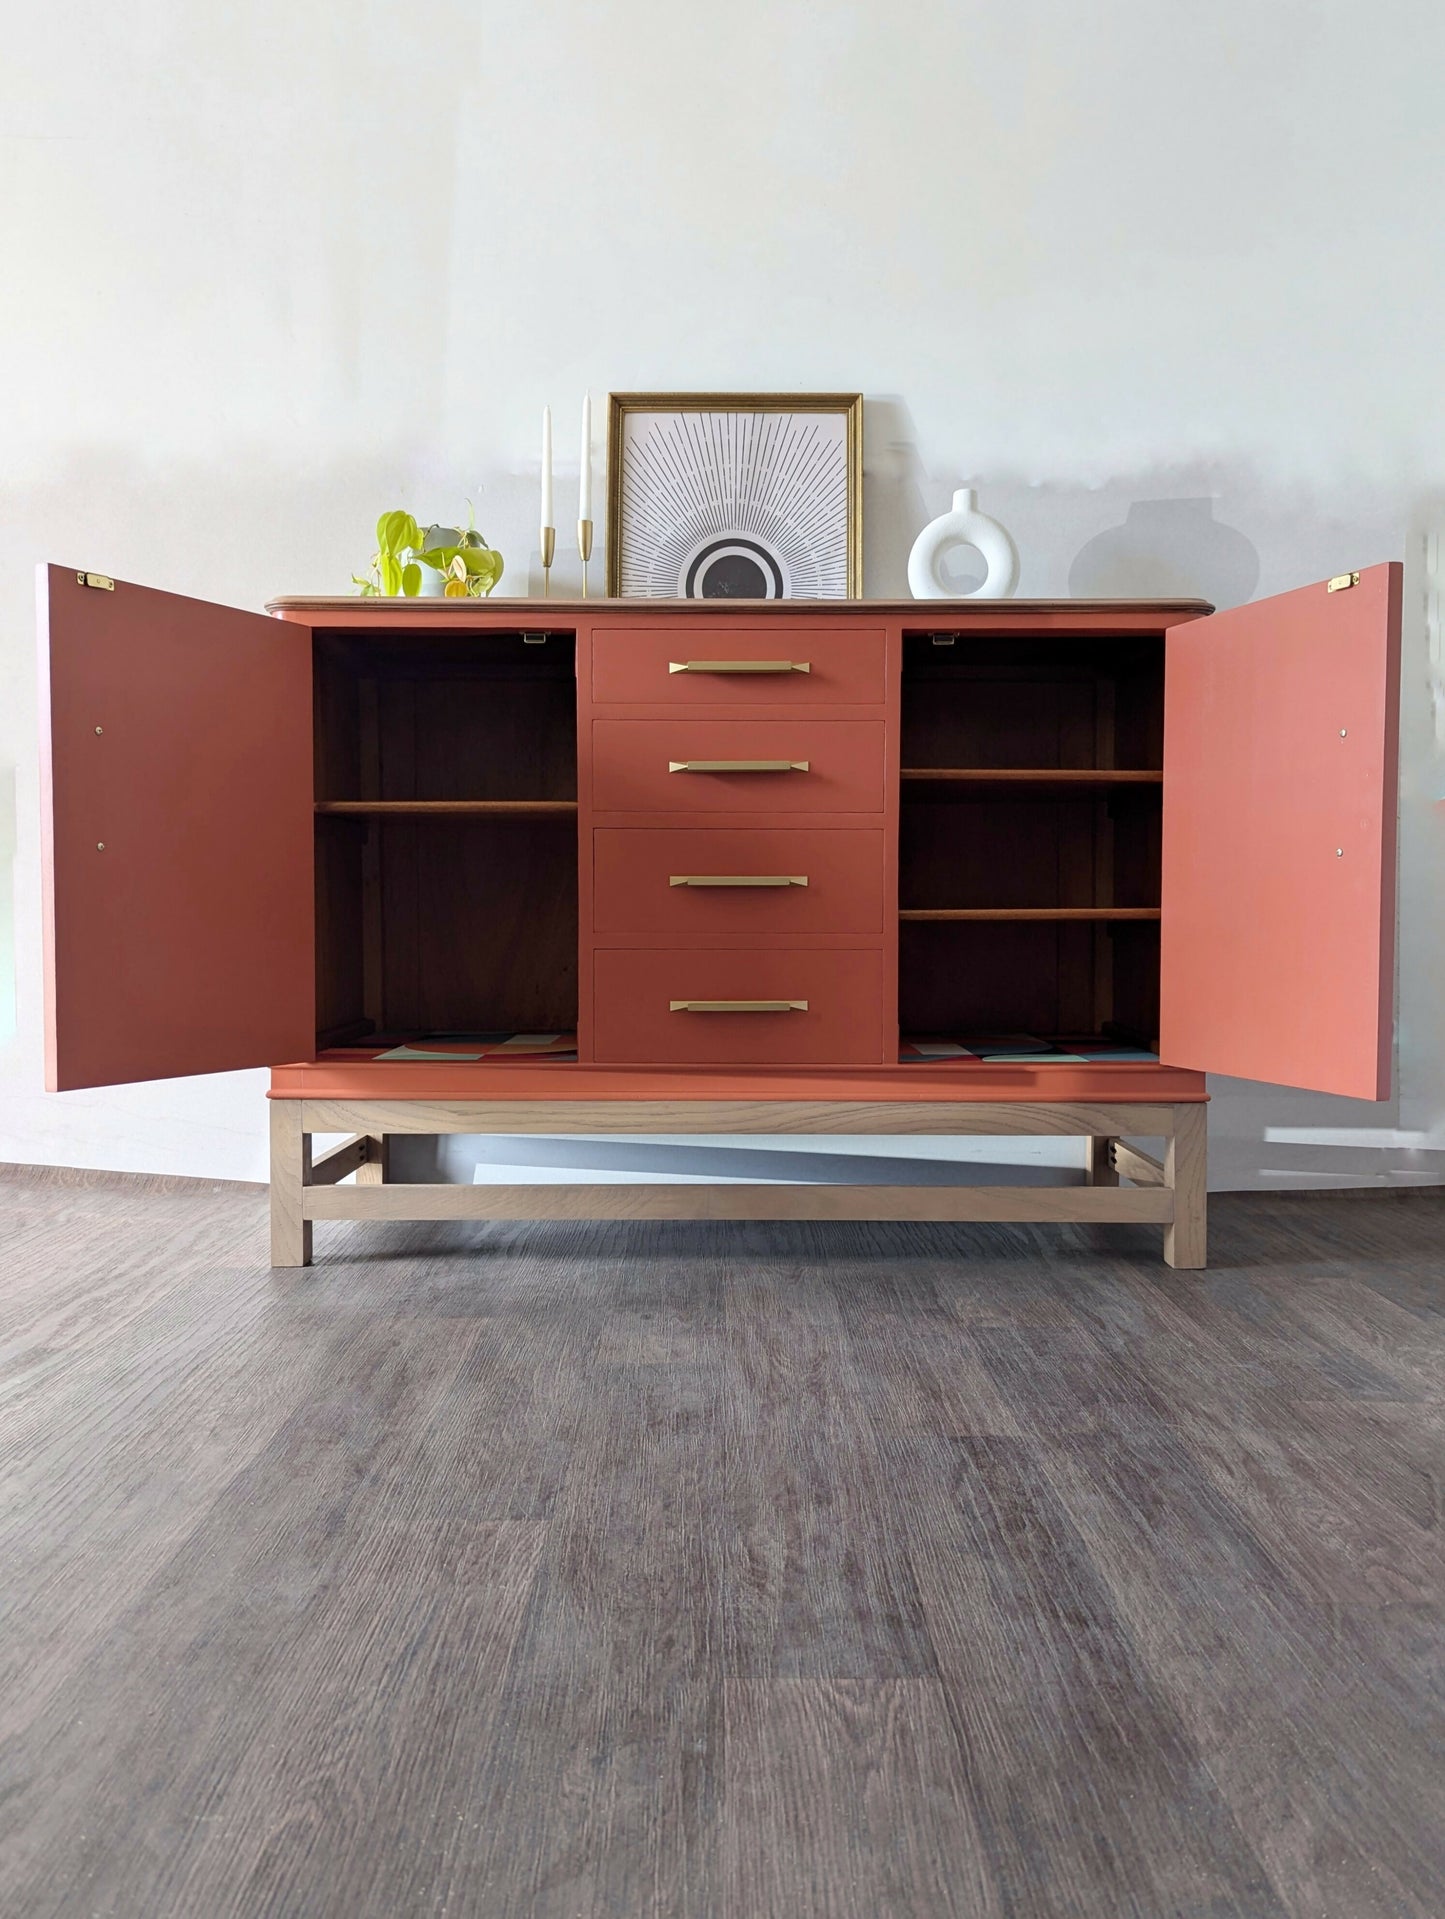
268;1098;1207;1271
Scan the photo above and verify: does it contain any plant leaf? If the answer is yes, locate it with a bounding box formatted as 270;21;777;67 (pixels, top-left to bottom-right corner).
443;574;469;597
377;510;420;556
379;553;402;596
401;562;422;596
462;547;503;592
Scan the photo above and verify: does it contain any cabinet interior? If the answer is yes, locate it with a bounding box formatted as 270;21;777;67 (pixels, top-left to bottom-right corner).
312;629;578;1044
898;631;1165;1044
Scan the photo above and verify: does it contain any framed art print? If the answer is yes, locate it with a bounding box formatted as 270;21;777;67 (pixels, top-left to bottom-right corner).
605;392;863;599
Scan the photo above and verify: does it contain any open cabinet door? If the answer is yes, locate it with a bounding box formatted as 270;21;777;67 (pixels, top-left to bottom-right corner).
39;566;315;1090
1159;562;1402;1098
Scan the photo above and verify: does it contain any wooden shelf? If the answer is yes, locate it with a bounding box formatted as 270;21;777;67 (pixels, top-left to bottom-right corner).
315;800;577;817
901;767;1163;789
900;907;1163;922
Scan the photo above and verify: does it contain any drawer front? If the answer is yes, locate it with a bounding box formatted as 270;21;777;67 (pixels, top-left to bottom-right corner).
593;947;886;1065
592;627;886;705
592;720;886;814
594;828;885;936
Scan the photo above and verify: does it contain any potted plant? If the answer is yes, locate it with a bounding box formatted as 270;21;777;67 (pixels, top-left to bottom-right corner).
353;508;504;598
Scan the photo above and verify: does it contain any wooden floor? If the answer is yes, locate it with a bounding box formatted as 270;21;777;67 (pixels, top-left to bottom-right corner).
1;1165;1442;1919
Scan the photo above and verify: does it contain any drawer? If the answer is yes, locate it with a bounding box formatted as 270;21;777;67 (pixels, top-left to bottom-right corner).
594;828;885;936
593;947;886;1065
592;719;886;814
591;627;886;705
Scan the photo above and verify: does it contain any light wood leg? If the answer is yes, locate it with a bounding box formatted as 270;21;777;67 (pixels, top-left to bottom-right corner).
355;1134;390;1185
269;1099;312;1267
1085;1136;1118;1185
1163;1104;1207;1269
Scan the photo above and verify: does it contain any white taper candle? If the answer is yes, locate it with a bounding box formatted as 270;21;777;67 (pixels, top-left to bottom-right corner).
541;405;553;528
579;392;593;519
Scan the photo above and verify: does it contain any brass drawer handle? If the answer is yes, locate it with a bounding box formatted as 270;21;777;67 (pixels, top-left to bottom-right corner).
669;874;808;888
668;759;809;773
669;999;809;1013
668;659;810;674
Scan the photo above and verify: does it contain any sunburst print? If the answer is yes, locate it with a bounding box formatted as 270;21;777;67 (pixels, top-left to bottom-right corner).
616;407;852;599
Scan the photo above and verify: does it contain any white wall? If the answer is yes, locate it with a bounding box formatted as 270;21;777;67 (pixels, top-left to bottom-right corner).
3;0;1443;1190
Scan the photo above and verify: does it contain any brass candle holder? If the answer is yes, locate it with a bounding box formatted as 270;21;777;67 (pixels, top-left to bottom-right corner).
540;525;556;598
577;518;594;598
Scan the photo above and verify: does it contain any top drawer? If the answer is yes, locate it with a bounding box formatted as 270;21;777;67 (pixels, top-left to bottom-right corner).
590;627;886;706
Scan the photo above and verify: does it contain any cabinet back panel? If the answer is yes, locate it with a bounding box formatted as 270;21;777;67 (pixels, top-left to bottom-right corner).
1110;921;1163;1044
377;817;577;1033
312;633;579;1040
900;797;1160;911
377;676;577;802
1110;789;1164;910
900;799;1096;910
900;634;1163;770
1113;658;1166;770
899;921;1097;1034
315;817;367;1039
312;631;577;803
899;630;1164;1041
901;677;1096;769
314;649;362;800
898;920;1160;1041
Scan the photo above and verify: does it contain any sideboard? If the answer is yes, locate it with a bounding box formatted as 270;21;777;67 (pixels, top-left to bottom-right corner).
37;564;1402;1269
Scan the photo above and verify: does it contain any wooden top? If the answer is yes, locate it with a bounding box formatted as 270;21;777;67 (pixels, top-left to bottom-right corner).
268;595;1212;618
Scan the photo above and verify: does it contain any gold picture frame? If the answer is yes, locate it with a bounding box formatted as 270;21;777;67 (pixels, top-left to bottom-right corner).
605;391;863;599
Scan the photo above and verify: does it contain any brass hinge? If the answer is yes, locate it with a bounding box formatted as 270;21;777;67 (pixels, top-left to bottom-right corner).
77;572;115;591
1327;572;1360;593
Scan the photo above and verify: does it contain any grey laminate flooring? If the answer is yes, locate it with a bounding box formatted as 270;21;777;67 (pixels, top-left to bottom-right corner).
1;1163;1442;1918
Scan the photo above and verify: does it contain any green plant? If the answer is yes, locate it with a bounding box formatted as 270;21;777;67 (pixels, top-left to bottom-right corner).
353;511;422;597
416;501;504;598
353;504;503;598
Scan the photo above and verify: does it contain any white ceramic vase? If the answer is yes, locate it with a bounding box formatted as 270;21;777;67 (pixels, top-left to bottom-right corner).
908;487;1019;600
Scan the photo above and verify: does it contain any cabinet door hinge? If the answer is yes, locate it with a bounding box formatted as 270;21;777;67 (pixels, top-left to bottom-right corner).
77;572;115;592
1327;572;1360;593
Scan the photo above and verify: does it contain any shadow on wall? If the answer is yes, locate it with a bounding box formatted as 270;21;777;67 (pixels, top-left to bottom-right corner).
1069;499;1260;606
860;396;1262;607
863;395;935;594
391;1135;1091;1187
391;1126;1445;1194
